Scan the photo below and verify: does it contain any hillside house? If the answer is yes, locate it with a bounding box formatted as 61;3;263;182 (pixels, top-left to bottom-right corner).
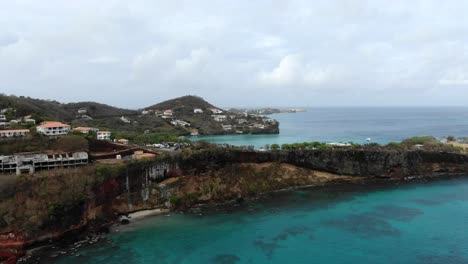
209;108;223;114
97;131;111;140
222;124;233;131
73;127;99;134
171;119;190;127
253;123;265;129
117;138;129;145
120;116;131;123
0;115;6;122
194;108;203;113
81;115;93;120
212;115;227;122
164;110;173;116
36;121;71;136
77;108;87;114
0;129;30;138
20;115;36;124
237;119;247;124
141;110;150;115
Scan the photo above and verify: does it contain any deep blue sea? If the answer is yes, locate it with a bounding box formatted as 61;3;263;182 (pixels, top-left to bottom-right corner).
54;178;468;264
191;107;468;148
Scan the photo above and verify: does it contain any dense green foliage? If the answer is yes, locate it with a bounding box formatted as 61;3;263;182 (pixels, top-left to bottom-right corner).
0;94;136;122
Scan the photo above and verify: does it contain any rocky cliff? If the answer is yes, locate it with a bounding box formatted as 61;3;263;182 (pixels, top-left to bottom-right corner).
0;148;467;262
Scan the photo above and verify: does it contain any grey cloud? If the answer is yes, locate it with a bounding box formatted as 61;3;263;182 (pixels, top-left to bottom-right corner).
0;0;468;108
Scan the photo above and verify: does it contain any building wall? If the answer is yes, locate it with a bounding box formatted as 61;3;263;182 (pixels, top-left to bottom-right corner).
37;126;70;136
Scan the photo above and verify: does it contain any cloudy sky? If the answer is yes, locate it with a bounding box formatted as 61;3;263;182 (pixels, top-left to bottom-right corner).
1;1;468;108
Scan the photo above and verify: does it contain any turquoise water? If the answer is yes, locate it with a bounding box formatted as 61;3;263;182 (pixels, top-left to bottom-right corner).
55;177;468;264
191;107;468;148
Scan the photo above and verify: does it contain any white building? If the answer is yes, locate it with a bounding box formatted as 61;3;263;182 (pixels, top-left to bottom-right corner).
194;108;203;114
171;120;190;127
97;131;111;140
77;108;87;114
120;116;131;123
0;129;30;138
73;127;99;134
222;124;233;131
253;123;265;129
141;110;150;115
209;108;223;114
163;110;173;116
0;115;6;122
237;119;248;124
36;121;71;136
212;115;227;122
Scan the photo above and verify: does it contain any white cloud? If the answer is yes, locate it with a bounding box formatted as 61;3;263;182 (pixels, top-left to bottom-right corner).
438;68;468;86
258;55;331;86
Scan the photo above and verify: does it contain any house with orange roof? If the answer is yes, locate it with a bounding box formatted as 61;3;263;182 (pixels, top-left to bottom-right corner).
73;127;99;134
36;121;71;136
117;138;129;145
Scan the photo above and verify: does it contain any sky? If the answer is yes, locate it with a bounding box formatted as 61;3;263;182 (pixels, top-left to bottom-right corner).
1;1;468;109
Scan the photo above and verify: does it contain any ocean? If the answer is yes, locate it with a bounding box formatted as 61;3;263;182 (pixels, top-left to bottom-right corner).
54;177;468;264
42;107;468;264
190;107;468;148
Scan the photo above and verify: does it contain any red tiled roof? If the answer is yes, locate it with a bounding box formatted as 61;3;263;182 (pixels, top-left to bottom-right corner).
37;121;70;128
73;127;96;131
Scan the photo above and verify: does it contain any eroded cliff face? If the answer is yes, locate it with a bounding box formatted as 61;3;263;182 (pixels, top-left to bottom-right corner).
0;149;467;256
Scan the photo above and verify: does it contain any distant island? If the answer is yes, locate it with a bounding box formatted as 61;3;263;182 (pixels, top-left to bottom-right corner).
228;107;306;116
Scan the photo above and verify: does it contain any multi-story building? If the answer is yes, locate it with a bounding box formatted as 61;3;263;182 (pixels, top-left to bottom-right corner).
36;121;71;136
0;152;88;175
0;129;30;138
97;131;111;140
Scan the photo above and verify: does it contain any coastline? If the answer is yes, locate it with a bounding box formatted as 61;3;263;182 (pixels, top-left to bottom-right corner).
2;146;467;263
17;171;468;263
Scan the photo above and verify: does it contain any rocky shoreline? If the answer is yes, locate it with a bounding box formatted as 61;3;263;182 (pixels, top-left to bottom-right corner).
1;148;467;263
16;171;468;263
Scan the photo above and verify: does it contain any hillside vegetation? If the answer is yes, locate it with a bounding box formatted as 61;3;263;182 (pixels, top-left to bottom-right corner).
0;94;280;143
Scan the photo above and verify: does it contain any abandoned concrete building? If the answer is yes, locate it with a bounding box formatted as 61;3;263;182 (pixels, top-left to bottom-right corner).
0;151;89;175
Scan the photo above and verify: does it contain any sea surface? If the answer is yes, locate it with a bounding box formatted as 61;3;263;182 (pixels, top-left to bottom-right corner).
53;177;468;264
190;107;468;148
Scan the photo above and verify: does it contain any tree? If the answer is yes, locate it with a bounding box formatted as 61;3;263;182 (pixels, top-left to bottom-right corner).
271;144;280;150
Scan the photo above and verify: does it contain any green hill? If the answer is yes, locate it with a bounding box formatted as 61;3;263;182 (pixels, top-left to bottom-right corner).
0;95;136;122
0;94;279;140
146;95;216;112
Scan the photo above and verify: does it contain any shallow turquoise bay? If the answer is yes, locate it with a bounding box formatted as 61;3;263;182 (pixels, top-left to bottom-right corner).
55;177;468;264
